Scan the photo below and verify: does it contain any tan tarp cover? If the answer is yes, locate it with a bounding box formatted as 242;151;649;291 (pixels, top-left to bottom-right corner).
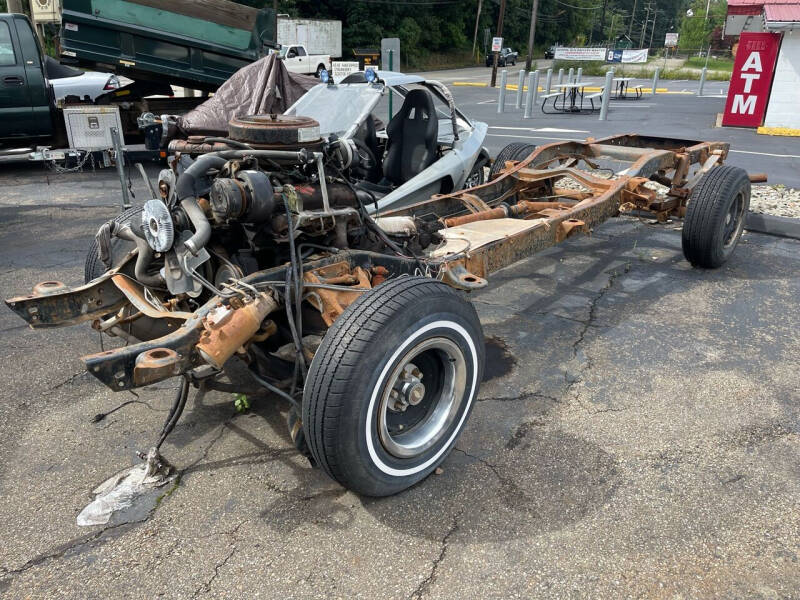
176;54;317;136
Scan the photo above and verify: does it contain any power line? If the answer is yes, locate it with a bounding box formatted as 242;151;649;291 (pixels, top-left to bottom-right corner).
552;0;602;10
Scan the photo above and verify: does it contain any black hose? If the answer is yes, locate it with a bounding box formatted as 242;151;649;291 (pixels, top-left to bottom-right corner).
132;237;164;288
249;370;300;409
155;377;190;449
175;154;227;200
328;163;423;266
284;256;307;379
180;197;212;256
282;194;308;388
175;154;227;255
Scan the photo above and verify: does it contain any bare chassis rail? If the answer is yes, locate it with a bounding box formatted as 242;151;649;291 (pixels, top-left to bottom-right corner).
5;134;750;392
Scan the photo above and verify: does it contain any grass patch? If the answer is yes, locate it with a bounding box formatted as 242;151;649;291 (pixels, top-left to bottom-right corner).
549;60;730;80
662;68;730;80
406;50;478;71
685;56;733;71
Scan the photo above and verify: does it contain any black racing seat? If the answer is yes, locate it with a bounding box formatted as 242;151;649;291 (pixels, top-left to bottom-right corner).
382;89;438;186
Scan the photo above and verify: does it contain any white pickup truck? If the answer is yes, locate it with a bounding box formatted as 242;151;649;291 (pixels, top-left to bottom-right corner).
277;44;330;77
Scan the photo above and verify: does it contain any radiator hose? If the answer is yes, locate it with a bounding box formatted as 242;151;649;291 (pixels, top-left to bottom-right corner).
174;155;226;255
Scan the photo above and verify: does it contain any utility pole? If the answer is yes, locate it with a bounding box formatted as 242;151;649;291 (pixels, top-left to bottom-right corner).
7;0;25;13
472;0;483;59
490;0;506;88
609;13;617;44
640;3;652;48
649;10;658;49
599;0;609;47
628;0;637;37
524;0;539;72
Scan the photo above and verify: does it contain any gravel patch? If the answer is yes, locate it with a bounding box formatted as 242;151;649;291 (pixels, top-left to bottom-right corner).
750;185;800;219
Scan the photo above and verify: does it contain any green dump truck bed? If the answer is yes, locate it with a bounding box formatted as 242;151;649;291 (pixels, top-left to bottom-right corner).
60;0;277;91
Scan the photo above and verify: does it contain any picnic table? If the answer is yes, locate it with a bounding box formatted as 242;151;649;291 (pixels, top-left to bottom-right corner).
612;77;643;99
541;83;602;114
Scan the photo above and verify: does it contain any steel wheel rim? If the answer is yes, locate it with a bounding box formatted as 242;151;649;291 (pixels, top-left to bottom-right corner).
464;168;482;188
377;337;467;459
723;191;745;248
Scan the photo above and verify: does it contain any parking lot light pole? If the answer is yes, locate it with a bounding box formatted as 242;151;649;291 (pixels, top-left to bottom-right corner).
515;69;525;108
599;70;613;121
524;70;538;118
497;70;508;113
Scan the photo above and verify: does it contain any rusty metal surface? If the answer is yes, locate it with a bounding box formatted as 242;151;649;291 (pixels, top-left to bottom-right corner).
111;275;194;321
196;292;279;369
304;262;372;326
134;348;181;386
5;272;128;329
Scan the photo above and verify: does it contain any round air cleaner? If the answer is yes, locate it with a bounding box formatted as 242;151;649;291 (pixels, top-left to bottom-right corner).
228;114;323;150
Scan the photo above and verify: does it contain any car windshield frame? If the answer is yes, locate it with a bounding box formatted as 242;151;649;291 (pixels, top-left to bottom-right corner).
285;82;385;139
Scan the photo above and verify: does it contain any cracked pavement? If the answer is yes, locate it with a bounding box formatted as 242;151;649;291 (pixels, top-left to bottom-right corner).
1;165;799;598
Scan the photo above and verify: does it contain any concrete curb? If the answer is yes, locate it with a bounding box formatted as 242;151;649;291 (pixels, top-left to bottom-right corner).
756;126;800;137
745;212;800;240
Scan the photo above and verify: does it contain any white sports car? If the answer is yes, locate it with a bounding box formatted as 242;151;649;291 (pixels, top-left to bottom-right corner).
46;56;119;101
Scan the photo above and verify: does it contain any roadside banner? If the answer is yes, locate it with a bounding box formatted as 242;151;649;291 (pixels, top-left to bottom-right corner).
622;49;648;63
332;61;360;81
554;47;607;61
722;32;781;128
606;48;648;63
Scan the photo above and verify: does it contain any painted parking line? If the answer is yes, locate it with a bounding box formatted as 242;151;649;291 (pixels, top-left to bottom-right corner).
490;126;590;133
730;149;800;159
488;133;583;143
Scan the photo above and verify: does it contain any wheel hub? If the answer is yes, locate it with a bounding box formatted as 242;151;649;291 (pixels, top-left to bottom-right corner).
378;338;467;459
388;363;425;412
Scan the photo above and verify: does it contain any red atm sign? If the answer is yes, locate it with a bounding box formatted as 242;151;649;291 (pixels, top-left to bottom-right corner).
722;33;781;128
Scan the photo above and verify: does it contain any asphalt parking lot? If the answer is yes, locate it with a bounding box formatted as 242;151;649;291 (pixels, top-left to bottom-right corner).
1;69;799;598
413;65;800;188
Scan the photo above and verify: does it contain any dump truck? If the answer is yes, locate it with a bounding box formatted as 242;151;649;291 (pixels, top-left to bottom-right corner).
1;1;278;151
60;0;278;91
